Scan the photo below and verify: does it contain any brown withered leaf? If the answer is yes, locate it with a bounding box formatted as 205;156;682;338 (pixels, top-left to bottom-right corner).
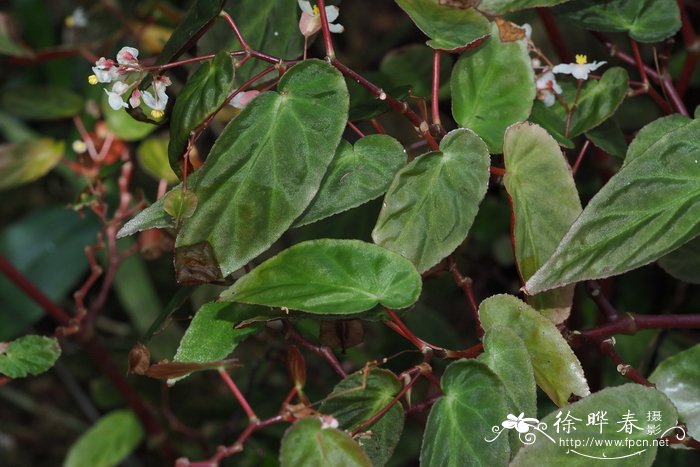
143;358;240;379
127;342;151;375
174;241;223;284
319;319;364;351
283;403;319;420
496;18;526;42
286;346;307;389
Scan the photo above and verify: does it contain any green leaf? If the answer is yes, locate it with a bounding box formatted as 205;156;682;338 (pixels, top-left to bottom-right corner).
451;23;535;153
420;360;510;466
525;114;700;294
556;0;681;43
511;385;677;467
372;128;490;272
623;113;691;166
0;19;33;57
586;118;628;159
63;409;144;467
0;138;64;190
320;369;404;467
658;236;700;284
479;0;573;15
221;239;422;314
380;44;452;98
279;417;372;467
0;207;99;340
295;136;406;227
176;60;349;277
0;335;61;378
503;122;582;322
479;327;537;419
395;0;491;52
169;302;265;384
479;294;589;406
136;137;178;183
650;343;700;439
225;0;304;85
553;67;629;137
0;86;83;120
156;0;226;65
102;94;156;142
168;50;235;175
528;101;575;149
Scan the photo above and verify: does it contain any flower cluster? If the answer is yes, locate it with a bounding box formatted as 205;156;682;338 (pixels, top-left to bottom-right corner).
298;0;344;38
88;46;171;119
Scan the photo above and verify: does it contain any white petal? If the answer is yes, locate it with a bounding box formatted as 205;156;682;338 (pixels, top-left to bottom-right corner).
551;79;562;94
522;23;532;39
324;5;339;22
141;90;157;109
328;22;344;33
552;63;574;75
111;81;129;95
502;420;517;429
298;0;314;14
117;46;139;64
588;61;606;71
571;65;589;80
105;90;127;110
515;422;531;434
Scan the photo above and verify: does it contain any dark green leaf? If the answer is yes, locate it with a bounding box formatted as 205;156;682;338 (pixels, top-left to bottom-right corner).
320;369;404;467
658;236;700;284
503;122;582;322
380;44;452;98
420;360;510;466
528;101;575;148
451;23;535;152
168;50;235;175
556;0;681;43
64;410;144;467
295;136;406;227
650;343;700;438
0;207;99;340
525;114;700;294
0;138;64;190
479;327;537;420
346;73;410;122
169;302;265;384
221;239;422;314
136;137;178;183
279;417;372;467
176;60;349;276
479;0;573;15
512;385;677;466
0;335;60;378
586;118;628;159
372;128;490;272
156;0;226;65
479;294;589;406
395;0;491;52
0;19;33;57
0;86;83;120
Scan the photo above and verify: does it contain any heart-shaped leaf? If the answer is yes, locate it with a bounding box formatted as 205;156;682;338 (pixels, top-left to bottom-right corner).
175;60;349;277
421;360;510;466
221;239;422;314
586;118;628;159
479;294;590;406
295;135;406;227
372;128;490;272
503;122;582;322
451;23;535;153
279;417;371;467
320;369;404;467
395;0;491;52
0;86;83;120
0;335;61;378
556;0;681;43
168;50;235;175
525;114;700;294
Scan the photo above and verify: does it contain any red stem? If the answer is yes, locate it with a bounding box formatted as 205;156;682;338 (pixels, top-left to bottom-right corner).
221;12;249;50
572;139;591;174
581;314;700;339
316;0;336;58
447;256;482;337
346;121;365;138
431;50;442;127
630;40;648;84
536;8;572;63
218;368;258;422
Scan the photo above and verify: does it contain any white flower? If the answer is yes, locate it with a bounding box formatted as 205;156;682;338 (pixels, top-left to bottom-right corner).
552;54;606;80
105;81;130;110
142;76;171;119
298;0;344;38
129;89;141;108
116;46;140;68
536;71;562;107
91;57;118;84
502;413;539;434
319;415;339;430
229;90;260;109
65;7;88;28
522;23;532;40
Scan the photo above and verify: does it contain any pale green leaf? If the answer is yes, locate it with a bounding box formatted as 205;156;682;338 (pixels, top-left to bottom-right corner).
372;128;489;272
0;138;64;191
279;417;371;467
0;335;61;378
102;94;156;142
451;23;535;153
479;294;589;406
221;239;422;314
136;137;178;183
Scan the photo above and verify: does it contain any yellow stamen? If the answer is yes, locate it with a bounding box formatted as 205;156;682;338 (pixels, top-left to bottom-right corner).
151;109;165;119
65;16;75;28
575;54;588;65
88;74;99;85
312;5;320;15
72;140;87;153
